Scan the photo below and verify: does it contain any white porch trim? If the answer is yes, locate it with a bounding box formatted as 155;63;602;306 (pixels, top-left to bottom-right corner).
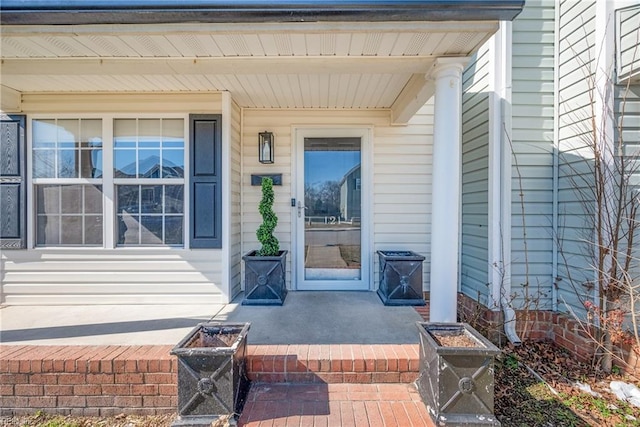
428;57;469;323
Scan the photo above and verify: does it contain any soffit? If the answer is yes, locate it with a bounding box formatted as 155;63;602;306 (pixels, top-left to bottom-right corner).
0;22;497;112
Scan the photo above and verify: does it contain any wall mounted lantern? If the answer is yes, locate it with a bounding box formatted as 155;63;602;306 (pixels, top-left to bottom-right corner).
258;131;274;164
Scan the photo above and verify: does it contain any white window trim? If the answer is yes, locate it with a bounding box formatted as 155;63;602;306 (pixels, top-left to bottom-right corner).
27;113;190;250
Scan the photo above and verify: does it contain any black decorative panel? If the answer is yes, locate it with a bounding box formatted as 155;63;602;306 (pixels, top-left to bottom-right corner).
0;184;20;238
0;120;20;177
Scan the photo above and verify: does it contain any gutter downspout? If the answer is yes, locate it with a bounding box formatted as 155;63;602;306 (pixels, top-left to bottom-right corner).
494;20;521;345
551;0;560;312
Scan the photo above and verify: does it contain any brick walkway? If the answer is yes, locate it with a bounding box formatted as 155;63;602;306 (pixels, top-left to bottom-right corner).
238;383;435;427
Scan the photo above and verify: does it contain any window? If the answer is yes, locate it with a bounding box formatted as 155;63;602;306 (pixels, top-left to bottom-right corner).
32;119;103;246
31;116;188;248
113;118;185;246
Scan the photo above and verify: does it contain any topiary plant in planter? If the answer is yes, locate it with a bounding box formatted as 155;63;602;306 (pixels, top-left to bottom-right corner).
242;177;288;305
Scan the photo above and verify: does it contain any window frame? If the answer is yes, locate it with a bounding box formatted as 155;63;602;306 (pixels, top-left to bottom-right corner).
27;113;190;250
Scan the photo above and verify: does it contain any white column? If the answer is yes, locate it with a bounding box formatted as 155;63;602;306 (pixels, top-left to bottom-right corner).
429;58;468;323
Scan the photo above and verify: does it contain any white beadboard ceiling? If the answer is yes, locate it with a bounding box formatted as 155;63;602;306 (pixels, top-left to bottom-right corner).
0;21;498;116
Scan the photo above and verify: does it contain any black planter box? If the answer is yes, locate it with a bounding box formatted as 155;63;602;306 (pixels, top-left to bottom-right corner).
242;250;288;306
416;322;501;426
170;322;251;427
376;250;426;306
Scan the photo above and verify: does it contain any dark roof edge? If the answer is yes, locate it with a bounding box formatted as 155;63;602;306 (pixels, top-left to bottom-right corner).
1;1;525;25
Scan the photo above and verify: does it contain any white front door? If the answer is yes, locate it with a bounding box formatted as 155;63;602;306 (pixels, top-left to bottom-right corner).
294;127;371;291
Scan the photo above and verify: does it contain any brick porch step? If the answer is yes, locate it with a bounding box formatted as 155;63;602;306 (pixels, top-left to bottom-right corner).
0;342;420;416
246;344;419;384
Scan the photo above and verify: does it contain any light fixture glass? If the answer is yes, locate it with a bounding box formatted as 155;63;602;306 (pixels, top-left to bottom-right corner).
258;131;274;164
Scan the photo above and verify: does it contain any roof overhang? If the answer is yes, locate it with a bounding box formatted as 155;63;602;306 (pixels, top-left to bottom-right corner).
2;1;524;25
0;1;524;124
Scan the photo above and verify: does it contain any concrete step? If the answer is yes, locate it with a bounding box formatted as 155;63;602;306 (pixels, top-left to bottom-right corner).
246;344;419;384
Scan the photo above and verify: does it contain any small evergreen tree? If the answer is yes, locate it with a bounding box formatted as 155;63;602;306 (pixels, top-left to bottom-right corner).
257;177;280;256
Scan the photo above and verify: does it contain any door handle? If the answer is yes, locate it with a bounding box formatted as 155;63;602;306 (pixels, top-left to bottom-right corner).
297;201;307;218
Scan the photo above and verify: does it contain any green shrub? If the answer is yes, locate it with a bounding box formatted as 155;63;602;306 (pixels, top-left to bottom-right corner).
256;177;279;256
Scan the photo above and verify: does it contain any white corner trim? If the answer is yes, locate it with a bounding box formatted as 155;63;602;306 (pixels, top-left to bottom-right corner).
221;91;232;303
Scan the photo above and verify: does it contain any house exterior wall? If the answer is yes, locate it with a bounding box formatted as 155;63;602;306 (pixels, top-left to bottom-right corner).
1;93;228;305
460;41;491;306
510;0;556;310
556;0;597;315
240;106;433;291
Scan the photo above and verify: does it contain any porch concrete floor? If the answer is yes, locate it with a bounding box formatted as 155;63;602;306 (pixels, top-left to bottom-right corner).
0;291;422;346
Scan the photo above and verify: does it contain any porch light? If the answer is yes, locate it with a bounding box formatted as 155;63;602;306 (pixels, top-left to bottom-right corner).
258;131;274;164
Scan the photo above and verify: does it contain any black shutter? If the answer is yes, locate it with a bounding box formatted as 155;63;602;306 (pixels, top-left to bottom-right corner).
189;114;222;249
0;115;26;249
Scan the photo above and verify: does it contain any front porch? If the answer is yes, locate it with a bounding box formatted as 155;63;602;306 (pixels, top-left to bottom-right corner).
1;291;432;424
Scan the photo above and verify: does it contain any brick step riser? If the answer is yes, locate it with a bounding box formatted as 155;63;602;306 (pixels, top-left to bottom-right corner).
246;344;420;384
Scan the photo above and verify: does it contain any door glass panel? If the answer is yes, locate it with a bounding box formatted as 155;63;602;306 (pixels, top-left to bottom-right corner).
304;137;361;280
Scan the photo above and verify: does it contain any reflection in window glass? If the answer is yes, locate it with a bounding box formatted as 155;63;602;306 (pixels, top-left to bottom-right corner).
116;185;183;246
32;119;103;179
113;118;184;179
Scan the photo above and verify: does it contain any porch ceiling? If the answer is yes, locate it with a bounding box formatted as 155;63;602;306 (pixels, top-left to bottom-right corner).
1;21;498;122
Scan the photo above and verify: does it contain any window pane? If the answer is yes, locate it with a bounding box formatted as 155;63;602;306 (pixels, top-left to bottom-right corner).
85;215;103;245
37;215;59;245
60;185;82;214
165;185;184;213
114;119;137;148
163;119;184;147
57;119;79;147
85;185;103;214
117;214;138;245
33;150;56;178
36;185;59;214
138;149;161;178
139;119;161;148
117;185;139;214
140;185;162;214
114;149;137;178
80;148;102;178
162;149;184;178
60;216;83;245
32;120;56;148
58;149;79;178
81;119;102;145
165;217;183;245
140;216;163;244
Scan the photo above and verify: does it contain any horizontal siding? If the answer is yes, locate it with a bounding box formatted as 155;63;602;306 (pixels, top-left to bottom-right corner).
241;108;432;291
511;0;556;310
1;249;224;305
556;0;597;316
460;40;490;306
373;104;431;292
617;5;640;82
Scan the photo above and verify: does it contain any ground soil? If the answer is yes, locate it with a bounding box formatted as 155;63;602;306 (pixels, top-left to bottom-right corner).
495;341;640;426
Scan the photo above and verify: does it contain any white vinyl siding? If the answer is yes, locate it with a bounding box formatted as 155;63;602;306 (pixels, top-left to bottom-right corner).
460;43;491;306
241;108;432;292
510;0;556;310
374;104;432;289
616;84;640;290
556;0;597;316
1;249;224;304
229;100;243;299
1;92;227;305
616;4;640;83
